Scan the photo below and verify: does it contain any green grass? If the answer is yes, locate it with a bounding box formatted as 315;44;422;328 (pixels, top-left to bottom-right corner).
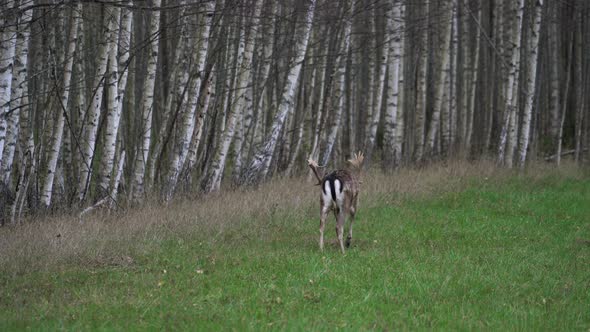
2;175;590;330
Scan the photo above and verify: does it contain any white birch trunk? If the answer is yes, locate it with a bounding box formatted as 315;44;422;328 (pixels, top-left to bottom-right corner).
146;1;188;187
166;0;216;199
449;1;459;149
1;4;31;184
109;149;125;208
247;1;276;161
442;0;457;156
504;0;525;168
308;30;327;164
548;7;560;143
364;8;388;163
556;36;574;167
230;4;261;182
497;0;524;166
200;1;262;194
382;1;403;169
517;0;543;169
458;0;472;151
362;13;376;148
574;12;590;162
414;0;429;162
72;17;86;180
0;2;17;171
40;6;80;207
78;6;117;201
240;0;316;186
99;3;132;195
184;71;215;185
96;6;122;195
201;12;245;193
465;5;482;150
131;0;161;200
393;3;406;167
321;0;355;166
426;0;453;156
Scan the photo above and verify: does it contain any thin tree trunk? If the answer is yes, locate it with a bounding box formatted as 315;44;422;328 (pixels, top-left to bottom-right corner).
556;34;574;167
78;6;117;202
321;0;354;166
0;1;18;171
1;4;32;184
414;0;429;163
40;6;80;207
240;0;316;186
146;1;188;188
131;0;161;201
497;0;524;166
166;0;216;199
518;0;543;169
426;0;453;157
362;11;376;151
573;9;584;163
230;0;264;182
382;0;403;169
394;3;406;167
184;70;215;187
465;4;482;151
308;29;327;165
458;0;472;153
548;5;561;146
200;0;262;193
447;1;459;151
99;3;132;196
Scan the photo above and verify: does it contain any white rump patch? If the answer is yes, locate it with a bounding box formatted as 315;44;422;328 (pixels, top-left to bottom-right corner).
323;181;333;205
333;179;344;203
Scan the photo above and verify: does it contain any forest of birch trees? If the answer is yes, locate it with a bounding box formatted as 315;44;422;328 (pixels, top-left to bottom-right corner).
0;0;589;222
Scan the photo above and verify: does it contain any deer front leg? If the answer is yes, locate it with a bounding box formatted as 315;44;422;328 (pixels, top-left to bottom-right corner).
319;205;329;251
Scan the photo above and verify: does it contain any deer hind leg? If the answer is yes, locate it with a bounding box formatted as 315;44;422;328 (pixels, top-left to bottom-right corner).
336;208;346;254
319;205;329;251
346;195;358;248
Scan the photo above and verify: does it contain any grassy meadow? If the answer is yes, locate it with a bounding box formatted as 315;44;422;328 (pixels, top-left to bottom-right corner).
1;161;589;330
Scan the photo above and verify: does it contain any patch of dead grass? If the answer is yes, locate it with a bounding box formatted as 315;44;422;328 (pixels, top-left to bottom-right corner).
0;159;585;275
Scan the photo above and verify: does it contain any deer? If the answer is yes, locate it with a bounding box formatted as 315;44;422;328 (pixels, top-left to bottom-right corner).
307;152;364;254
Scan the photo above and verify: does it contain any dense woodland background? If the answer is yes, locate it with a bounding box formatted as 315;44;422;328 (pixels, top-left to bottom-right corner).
0;0;588;223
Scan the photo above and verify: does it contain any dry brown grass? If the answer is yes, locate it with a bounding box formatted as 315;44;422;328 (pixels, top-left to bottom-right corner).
0;159;584;275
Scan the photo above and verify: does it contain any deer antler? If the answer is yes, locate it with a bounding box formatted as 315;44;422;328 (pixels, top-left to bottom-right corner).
307;157;324;185
347;151;365;169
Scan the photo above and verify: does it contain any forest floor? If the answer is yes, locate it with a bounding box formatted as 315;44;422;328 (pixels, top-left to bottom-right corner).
1;160;589;330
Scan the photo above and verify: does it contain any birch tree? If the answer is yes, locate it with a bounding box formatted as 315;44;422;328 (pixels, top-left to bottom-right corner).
77;6;118;201
441;0;458;157
497;0;524;166
364;3;388;163
166;0;216;199
413;0;429;162
40;5;80;207
98;3;132;197
321;0;355;166
517;0;543;169
1;3;31;184
200;0;262;193
382;0;403;169
0;1;18;172
426;0;453;156
240;0;316;186
131;0;161;201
